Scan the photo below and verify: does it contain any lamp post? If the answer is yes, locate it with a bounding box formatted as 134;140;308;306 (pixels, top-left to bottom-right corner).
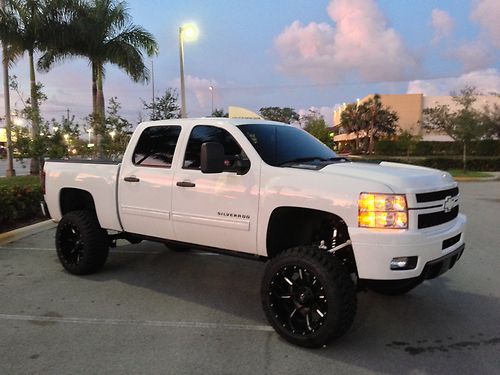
178;23;199;118
87;129;93;146
208;85;214;115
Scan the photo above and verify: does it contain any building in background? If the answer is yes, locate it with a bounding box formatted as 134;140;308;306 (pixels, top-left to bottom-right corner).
332;93;500;146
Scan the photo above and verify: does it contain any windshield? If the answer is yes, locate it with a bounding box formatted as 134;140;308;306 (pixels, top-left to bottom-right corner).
237;124;338;167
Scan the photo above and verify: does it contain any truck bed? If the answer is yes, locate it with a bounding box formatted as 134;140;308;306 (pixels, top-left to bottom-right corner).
44;160;123;231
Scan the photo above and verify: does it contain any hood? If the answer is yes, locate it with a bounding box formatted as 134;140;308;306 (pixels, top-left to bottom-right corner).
320;161;456;193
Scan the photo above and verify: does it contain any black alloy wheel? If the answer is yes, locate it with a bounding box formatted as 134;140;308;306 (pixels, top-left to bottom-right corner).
261;246;357;348
56;210;109;275
269;265;328;335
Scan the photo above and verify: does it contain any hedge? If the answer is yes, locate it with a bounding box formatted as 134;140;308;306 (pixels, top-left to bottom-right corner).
0;176;43;231
375;140;500;157
359;156;500;171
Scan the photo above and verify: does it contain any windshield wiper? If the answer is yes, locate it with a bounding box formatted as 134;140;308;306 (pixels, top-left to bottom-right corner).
278;157;335;166
277;157;349;167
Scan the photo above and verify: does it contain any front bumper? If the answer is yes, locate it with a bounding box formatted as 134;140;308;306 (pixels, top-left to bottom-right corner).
349;213;467;280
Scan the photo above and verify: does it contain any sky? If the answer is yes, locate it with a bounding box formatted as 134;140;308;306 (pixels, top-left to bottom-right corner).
2;0;500;127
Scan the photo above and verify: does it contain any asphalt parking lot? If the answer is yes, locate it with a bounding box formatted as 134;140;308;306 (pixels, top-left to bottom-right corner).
1;180;499;374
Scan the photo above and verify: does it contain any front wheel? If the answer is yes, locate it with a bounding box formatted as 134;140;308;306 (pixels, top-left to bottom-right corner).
261;246;357;348
56;210;109;275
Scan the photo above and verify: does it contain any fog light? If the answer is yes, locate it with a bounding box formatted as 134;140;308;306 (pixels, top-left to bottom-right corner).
390;256;418;270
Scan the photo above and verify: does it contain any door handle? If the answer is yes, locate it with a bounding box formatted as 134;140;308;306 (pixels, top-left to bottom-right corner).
176;181;196;188
124;176;140;182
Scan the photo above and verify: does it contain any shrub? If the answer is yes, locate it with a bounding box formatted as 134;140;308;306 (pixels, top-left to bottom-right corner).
359;156;500;171
0;176;43;231
375;140;500;157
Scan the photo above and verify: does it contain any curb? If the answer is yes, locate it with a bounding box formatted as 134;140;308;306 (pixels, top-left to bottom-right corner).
0;220;57;245
454;174;500;182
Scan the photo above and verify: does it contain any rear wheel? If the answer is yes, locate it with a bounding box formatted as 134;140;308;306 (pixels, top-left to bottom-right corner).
56;210;109;275
261;246;357;348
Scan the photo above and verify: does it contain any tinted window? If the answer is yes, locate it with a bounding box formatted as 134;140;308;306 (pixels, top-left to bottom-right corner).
133;126;181;168
238;124;336;166
183;125;248;172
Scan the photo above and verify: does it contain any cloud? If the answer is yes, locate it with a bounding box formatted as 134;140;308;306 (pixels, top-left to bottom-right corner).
454;40;493;72
471;0;500;48
431;9;454;44
407;68;500;96
274;0;418;83
169;75;217;115
297;106;335;126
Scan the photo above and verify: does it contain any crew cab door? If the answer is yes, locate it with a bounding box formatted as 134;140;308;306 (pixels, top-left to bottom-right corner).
171;125;260;254
118;125;181;239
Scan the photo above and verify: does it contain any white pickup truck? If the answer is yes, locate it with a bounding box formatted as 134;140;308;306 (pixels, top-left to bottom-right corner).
42;118;466;348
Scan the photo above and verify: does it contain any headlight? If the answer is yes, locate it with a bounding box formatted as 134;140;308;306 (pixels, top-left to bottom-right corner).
358;193;408;229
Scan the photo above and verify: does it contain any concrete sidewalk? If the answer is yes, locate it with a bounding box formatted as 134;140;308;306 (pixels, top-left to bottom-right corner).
0;220;56;245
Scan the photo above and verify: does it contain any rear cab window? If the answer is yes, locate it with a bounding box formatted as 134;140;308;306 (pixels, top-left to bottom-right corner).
132;126;181;168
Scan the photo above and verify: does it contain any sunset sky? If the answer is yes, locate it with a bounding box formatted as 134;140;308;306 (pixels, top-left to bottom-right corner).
2;0;500;126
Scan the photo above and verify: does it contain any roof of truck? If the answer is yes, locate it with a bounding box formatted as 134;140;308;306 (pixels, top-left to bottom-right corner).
138;117;290;128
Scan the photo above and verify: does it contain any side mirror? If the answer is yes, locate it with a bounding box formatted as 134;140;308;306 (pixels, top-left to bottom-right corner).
234;156;251;175
200;142;224;173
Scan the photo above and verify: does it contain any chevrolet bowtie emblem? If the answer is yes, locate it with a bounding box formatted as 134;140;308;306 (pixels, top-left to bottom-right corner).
443;196;455;213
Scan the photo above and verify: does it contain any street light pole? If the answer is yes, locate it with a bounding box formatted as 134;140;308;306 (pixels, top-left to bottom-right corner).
151;60;155;118
178;23;199;119
209;85;214;115
1;0;15;176
179;27;187;118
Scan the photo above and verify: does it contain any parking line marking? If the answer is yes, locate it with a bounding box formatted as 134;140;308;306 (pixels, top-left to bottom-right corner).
0;313;273;332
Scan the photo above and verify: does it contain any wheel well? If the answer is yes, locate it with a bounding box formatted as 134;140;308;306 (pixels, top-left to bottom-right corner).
266;207;356;272
60;188;97;216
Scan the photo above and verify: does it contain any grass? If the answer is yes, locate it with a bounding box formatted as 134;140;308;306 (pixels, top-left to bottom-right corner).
447;169;494;178
0;175;41;188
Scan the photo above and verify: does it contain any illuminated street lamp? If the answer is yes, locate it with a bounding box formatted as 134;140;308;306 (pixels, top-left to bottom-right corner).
87;128;93;146
208;85;214;115
109;130;116;140
179;23;199;118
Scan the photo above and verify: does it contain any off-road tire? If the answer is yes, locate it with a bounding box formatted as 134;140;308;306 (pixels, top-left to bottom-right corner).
261;246;357;348
56;210;109;275
367;278;422;296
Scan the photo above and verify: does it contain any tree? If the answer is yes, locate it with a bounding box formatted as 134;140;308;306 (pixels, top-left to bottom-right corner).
396;129;422;161
340;103;367;152
422;86;486;171
482;101;500;139
301;110;333;148
211;108;228;117
259;106;299;124
363;94;399;154
0;0;60;174
102;96;130;157
142;88;180;120
38;0;158;156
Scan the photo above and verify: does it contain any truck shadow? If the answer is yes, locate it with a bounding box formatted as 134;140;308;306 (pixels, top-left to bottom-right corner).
83;240;499;374
85;240;267;323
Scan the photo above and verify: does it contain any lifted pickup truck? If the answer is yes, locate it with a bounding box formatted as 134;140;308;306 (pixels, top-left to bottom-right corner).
42;118;466;347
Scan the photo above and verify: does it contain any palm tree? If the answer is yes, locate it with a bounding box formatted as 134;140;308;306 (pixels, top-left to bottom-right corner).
363;95;398;154
340;103;367;152
39;0;158;155
0;0;16;176
0;0;54;174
